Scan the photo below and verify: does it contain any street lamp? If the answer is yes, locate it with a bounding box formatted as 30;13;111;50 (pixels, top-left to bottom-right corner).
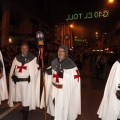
108;0;114;3
95;32;98;35
70;24;73;28
95;32;99;39
9;37;12;43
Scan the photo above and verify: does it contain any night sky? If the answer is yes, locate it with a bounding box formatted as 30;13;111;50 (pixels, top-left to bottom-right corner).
1;0;120;39
28;0;120;38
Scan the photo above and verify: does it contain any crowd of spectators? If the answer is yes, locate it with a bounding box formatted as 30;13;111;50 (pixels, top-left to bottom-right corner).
3;44;117;80
1;45;88;75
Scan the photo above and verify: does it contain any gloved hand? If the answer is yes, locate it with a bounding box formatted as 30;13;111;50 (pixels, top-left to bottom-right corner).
42;67;52;75
12;75;19;84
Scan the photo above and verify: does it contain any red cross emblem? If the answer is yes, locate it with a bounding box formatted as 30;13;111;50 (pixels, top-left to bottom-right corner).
74;70;80;82
17;64;27;73
53;72;59;83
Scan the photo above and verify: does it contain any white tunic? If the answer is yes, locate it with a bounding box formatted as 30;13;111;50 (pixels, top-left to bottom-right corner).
8;57;41;110
40;67;81;120
0;51;8;105
97;61;120;120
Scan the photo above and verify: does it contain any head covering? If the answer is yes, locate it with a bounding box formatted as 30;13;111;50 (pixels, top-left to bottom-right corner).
58;44;68;57
51;45;76;71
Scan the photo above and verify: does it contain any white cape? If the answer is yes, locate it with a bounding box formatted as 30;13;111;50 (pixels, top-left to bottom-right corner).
0;51;8;105
8;57;41;110
40;67;81;120
97;61;120;120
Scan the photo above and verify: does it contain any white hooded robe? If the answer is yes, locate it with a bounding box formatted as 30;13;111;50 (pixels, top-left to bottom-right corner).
40;66;81;120
97;60;120;120
0;51;8;105
8;57;40;110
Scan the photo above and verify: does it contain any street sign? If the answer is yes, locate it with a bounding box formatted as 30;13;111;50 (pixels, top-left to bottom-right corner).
64;34;70;40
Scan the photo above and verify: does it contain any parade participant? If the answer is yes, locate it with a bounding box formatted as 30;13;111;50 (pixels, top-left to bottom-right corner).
8;43;41;120
0;51;8;105
40;44;81;120
93;52;107;79
97;59;120;120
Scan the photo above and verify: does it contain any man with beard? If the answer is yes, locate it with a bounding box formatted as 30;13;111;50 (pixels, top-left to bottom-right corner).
0;51;8;105
40;45;81;120
8;43;40;120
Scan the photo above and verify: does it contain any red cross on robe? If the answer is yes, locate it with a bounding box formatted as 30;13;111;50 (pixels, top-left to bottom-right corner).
53;72;59;83
74;70;80;82
17;64;27;73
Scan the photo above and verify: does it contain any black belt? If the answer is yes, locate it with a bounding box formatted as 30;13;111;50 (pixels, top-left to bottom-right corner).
12;75;30;84
18;78;29;82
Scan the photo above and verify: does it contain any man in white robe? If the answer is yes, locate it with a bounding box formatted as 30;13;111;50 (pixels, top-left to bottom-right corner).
8;43;40;120
0;51;8;105
40;45;81;120
97;59;120;120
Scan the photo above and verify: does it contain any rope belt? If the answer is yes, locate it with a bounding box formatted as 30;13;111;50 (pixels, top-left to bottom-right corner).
52;82;63;89
18;78;29;82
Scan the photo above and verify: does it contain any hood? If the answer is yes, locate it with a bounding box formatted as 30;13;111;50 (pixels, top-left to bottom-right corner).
58;44;68;57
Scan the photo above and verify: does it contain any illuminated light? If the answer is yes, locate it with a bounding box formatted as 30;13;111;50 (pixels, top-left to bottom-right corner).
74;39;86;42
9;38;12;43
110;51;114;53
66;10;109;21
84;12;92;19
104;48;109;50
74;14;79;19
75;36;77;38
109;0;114;3
92;50;105;52
94;10;109;18
95;32;98;35
70;24;73;28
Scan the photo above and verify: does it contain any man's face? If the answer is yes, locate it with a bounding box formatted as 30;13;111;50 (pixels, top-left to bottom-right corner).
58;48;66;60
21;45;29;56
